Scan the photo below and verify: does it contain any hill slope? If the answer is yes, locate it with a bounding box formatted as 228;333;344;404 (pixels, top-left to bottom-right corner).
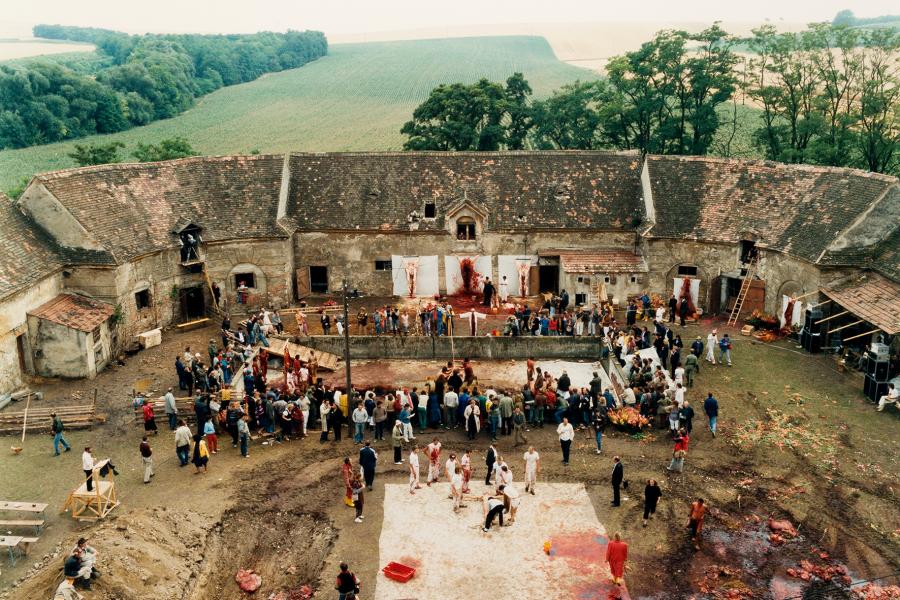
0;36;595;192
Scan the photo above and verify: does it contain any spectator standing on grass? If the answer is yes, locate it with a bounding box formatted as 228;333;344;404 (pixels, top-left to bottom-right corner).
139;435;154;484
706;329;718;364
704;393;719;437
203;417;218;454
679;400;695;434
341;457;355;507
643;479;662;526
513;406;528;445
718;334;733;366
142;398;158;435
174;420;192;466
557;417;574;466
667;428;689;472
51;412;71;456
593;407;608;454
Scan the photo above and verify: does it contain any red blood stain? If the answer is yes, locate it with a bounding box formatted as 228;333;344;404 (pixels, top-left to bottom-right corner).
396;556;421;569
549;531;608;564
458;258;483;294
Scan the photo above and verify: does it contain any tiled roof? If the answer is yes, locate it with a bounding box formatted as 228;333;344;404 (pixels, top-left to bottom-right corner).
33;155;286;264
28;293;115;332
820;272;900;335
645;156;898;263
872;227;900;282
0;194;64;301
284;151;645;232
559;250;648;273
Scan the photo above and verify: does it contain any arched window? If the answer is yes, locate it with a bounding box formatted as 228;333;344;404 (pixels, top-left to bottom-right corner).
456;216;476;240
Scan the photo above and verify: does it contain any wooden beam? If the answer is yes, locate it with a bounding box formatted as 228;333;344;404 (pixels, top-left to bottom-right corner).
815;310;850;324
828;319;864;334
791;290;820;302
842;328;882;343
806;299;832;309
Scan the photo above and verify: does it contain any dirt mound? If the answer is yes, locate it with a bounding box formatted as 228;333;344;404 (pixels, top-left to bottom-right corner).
5;507;211;600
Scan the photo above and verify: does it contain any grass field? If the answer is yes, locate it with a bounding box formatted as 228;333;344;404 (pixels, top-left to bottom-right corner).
0;36;597;192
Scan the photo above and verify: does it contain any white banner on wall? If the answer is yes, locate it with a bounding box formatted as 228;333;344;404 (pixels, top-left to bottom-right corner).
780;295;803;328
672;277;700;306
444;255;492;295
391;255;439;297
498;255;538;297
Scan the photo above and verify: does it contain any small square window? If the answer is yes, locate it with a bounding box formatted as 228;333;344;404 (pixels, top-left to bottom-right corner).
424;203;436;219
575;293;587;305
604;276;610;283
235;273;256;289
677;265;698;276
630;276;637;283
375;260;392;271
135;289;151;310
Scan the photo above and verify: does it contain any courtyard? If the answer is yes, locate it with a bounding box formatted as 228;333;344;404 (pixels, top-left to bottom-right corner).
0;311;897;600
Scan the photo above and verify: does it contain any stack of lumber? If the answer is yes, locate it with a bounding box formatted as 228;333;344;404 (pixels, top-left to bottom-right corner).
0;401;99;436
267;338;340;371
132;396;200;426
282;304;342;315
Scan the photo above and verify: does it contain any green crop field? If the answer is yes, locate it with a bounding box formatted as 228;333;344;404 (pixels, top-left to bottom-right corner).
0;36;598;192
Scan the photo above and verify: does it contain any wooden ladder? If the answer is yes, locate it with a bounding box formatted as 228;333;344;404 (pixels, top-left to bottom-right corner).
727;255;758;326
200;262;223;316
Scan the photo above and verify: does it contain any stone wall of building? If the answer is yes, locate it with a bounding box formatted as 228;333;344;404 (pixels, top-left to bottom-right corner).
293;230;637;296
301;334;604;360
0;274;64;395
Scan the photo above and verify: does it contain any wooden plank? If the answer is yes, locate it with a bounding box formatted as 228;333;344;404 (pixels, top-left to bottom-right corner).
0;519;44;528
0;502;47;514
267;338;340;371
0;536;23;547
176;318;210;331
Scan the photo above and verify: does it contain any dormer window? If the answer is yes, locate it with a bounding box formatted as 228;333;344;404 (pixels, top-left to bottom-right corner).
177;224;203;262
424;202;436;219
456;216;476;240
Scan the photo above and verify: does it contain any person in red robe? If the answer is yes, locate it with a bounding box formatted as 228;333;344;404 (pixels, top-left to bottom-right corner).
605;531;628;587
258;348;268;380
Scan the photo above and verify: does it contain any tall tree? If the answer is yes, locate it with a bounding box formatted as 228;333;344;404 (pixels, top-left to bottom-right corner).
855;28;900;174
531;81;604;149
504;72;533;150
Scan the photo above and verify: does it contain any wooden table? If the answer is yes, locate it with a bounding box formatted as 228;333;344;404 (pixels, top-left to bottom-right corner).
0;536;23;565
0;501;48;514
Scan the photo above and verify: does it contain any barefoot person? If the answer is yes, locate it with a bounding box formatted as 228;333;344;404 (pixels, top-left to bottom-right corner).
523;446;541;495
450;464;464;512
605;532;628;587
409;444;422;494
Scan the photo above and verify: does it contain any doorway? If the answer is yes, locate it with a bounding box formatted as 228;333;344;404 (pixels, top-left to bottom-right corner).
180;286;206;320
15;333;27;372
309;266;329;293
538;265;559;294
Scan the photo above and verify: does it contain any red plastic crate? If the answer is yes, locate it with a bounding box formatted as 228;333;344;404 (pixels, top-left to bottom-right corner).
382;561;416;583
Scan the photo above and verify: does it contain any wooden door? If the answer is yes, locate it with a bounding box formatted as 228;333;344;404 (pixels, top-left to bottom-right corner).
296;268;310;297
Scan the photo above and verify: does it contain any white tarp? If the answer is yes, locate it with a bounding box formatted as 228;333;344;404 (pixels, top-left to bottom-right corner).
780;295;803;328
498;255;538;297
444;255;493;295
391;255;439;297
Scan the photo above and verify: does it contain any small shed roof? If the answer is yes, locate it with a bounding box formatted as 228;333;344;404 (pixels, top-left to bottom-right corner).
28;293;115;333
820;272;900;335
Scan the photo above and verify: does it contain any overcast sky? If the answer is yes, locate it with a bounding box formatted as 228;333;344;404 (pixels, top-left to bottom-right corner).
3;0;896;37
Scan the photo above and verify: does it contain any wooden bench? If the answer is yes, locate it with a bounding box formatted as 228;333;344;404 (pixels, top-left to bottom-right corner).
0;501;47;514
0;535;22;565
0;519;44;535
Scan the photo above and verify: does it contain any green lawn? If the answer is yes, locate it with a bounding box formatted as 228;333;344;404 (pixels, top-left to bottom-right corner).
0;36;596;192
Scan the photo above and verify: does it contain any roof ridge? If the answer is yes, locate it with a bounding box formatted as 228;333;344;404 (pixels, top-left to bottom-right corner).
34;154;286;181
647;154;899;183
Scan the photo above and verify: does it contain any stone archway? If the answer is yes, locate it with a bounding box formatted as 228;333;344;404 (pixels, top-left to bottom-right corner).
228;263;268;305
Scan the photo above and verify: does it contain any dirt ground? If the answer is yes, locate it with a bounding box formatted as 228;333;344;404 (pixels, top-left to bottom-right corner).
0;311;898;600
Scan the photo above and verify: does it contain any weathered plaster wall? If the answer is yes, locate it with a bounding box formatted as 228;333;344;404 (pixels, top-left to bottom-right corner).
0;274;63;394
26;317;90;379
18;183;105;252
301;334;604;360
644;239;825;315
293;230;637;296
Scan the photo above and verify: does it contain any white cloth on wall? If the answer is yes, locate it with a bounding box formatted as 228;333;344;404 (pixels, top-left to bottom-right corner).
391;255;439;297
444;255;492;295
498;255;537;296
672;277;700;306
779;295;803;328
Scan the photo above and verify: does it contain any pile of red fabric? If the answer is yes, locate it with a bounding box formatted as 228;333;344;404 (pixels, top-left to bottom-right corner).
786;559;851;585
235;569;262;592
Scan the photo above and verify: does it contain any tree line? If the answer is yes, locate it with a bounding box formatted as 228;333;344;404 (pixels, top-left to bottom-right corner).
400;23;899;175
0;26;327;150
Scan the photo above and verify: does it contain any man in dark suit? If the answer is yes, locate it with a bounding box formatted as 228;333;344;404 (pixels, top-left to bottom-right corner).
611;456;624;507
485;443;496;485
359;441;378;490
